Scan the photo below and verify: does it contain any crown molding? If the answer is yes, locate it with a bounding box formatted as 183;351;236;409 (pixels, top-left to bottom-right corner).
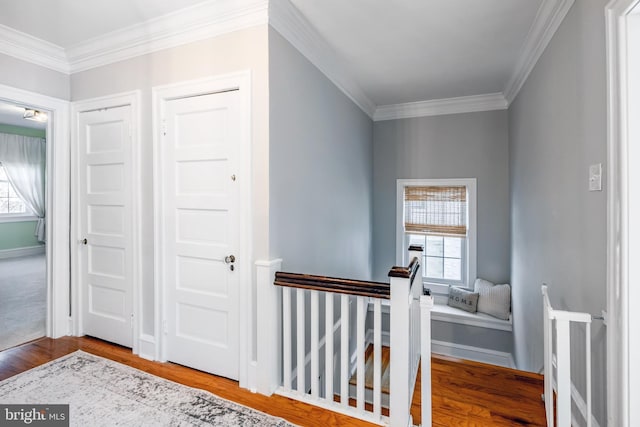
67;0;269;73
0;24;69;74
503;0;575;103
373;93;508;121
268;0;376;118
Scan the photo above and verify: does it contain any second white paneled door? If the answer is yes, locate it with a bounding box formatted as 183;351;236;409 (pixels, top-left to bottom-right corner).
78;105;134;348
159;90;241;380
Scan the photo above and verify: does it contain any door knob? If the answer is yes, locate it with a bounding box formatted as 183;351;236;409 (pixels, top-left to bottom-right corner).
81;238;88;245
224;255;236;264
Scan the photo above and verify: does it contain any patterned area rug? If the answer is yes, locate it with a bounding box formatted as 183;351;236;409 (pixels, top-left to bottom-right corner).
0;351;295;426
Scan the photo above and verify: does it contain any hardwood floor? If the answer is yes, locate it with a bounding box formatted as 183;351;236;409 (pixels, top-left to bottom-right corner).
0;337;546;426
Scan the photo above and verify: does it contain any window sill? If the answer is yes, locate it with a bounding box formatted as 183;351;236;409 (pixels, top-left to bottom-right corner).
430;304;512;331
0;215;38;224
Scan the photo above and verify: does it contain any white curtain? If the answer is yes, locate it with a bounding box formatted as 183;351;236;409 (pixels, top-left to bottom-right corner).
0;133;46;242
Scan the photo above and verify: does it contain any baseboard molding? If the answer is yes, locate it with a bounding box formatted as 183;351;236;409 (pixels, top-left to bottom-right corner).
137;334;157;361
431;340;515;369
0;245;45;260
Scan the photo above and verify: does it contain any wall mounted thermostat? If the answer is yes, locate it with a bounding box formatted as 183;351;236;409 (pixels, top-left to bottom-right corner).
589;163;602;191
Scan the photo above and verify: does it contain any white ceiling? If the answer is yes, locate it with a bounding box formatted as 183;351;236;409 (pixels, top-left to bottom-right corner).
0;0;553;110
289;0;543;106
0;0;208;48
0;102;47;130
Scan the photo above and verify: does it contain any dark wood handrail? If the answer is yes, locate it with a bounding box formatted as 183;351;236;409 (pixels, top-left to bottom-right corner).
274;272;391;299
388;256;420;284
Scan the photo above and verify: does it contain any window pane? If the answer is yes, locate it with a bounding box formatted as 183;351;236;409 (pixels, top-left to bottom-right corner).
8;199;26;213
426;236;443;257
0;182;8;198
425;256;443;279
408;234;425;247
444;258;462;281
444;236;462;258
0;199;7;213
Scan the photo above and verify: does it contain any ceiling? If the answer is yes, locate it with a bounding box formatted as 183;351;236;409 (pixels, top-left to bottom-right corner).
0;102;47;130
0;0;552;110
289;0;543;106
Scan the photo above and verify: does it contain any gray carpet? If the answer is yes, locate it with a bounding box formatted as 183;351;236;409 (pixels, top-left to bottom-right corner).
0;253;46;351
0;351;297;427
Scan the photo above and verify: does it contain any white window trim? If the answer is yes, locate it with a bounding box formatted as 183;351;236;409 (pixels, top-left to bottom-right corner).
396;178;477;290
0;214;38;223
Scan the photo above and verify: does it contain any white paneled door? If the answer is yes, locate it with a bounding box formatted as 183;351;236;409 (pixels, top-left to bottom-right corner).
78;105;134;348
160;90;241;379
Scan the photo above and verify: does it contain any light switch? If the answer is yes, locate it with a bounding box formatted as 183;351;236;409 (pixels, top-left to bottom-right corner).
589;163;602;191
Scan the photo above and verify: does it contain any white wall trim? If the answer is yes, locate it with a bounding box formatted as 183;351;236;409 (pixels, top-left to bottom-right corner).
268;0;376;118
152;71;253;389
137;334;157;361
373;93;508;122
0;83;71;340
0;245;45;260
0;24;69;74
605;1;640;427
70;91;143;355
67;0;268;73
431;339;515;369
503;0;575;103
0;0;268;75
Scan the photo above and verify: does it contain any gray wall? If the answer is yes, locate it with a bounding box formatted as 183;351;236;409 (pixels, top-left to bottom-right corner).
0;53;70;100
372;110;510;283
269;28;374;280
372;110;512;355
508;0;607;424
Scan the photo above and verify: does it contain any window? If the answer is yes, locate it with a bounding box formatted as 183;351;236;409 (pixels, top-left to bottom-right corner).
397;179;476;290
0;163;28;215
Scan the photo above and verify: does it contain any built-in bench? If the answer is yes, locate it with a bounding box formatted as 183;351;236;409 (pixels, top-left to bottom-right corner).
430;303;512;331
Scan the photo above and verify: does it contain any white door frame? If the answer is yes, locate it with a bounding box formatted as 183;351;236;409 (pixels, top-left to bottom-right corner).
152;71;253;388
0;83;70;339
606;1;639;426
70;91;142;353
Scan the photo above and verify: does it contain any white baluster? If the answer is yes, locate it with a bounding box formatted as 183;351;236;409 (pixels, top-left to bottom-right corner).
325;293;334;401
297;289;305;394
556;318;571;427
340;294;349;407
356;296;366;411
420;293;434;427
373;298;382;418
283;287;292;392
311;290;319;399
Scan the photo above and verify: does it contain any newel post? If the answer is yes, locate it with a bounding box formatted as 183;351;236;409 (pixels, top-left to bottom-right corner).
255;259;283;395
389;252;420;427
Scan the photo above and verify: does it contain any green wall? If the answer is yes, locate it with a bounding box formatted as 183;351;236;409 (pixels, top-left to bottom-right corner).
0;124;46;251
0;221;42;250
0;124;46;138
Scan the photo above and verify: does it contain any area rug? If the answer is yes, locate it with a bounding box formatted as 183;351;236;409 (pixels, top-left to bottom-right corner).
0;351;295;426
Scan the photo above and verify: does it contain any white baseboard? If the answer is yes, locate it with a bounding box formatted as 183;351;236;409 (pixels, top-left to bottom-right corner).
0;245;45;259
431;339;515;369
138;334;157;361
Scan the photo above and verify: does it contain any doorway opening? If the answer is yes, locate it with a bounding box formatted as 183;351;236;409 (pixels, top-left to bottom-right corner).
0;101;47;351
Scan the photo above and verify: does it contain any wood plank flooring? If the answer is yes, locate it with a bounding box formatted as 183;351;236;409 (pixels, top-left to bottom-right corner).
0;336;546;426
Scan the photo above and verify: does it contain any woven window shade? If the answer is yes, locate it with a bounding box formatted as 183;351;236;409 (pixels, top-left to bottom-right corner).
404;186;467;236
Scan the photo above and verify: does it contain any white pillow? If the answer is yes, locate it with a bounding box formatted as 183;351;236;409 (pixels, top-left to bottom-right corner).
474;278;511;320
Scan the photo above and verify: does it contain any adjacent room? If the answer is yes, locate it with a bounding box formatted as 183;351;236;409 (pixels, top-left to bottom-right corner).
0;101;47;351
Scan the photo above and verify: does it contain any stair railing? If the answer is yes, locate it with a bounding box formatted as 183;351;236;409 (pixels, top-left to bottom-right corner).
541;285;592;427
270;245;430;426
